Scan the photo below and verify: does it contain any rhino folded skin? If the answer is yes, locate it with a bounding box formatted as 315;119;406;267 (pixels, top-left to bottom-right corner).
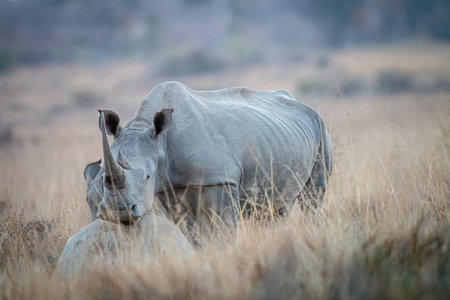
56;214;195;276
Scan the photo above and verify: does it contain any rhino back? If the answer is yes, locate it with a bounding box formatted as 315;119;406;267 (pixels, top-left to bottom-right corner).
56;215;194;277
129;82;323;202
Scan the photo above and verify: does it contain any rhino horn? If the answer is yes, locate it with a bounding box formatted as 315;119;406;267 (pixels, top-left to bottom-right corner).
100;111;126;189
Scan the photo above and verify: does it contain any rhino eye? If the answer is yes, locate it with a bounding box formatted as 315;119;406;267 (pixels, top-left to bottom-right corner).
145;174;150;180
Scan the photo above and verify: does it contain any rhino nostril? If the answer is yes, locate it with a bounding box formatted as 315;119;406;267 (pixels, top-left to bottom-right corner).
131;204;136;211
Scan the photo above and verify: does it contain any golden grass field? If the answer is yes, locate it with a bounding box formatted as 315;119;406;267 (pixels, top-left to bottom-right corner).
0;44;449;299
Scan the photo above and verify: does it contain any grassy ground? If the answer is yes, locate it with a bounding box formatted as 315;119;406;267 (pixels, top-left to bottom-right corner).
0;44;449;299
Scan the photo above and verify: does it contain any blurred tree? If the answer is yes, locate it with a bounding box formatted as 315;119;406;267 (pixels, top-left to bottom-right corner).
427;0;450;41
301;0;364;47
0;0;449;69
143;12;161;51
183;0;213;5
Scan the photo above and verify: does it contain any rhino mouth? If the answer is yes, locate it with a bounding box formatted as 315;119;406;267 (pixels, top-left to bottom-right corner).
120;214;142;226
121;219;138;226
99;214;141;225
97;205;142;225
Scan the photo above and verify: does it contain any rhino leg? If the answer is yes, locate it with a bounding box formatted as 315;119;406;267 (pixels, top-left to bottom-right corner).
214;183;240;231
153;190;195;243
274;198;296;218
179;184;239;241
158;184;239;244
194;184;239;238
300;131;332;210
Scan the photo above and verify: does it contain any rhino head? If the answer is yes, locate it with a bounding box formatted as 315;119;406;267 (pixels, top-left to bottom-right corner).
97;108;173;225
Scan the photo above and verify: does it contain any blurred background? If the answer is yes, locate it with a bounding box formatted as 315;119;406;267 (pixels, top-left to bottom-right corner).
1;0;450;66
1;0;450;118
0;0;449;157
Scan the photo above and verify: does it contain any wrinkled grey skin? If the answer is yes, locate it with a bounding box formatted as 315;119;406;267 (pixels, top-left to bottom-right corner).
56;215;195;277
97;81;332;233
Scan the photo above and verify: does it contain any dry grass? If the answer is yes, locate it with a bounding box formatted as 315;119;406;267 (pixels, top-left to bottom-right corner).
0;44;449;299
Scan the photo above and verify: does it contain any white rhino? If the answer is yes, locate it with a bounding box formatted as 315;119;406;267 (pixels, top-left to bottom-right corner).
96;82;332;234
56;162;194;277
56;215;194;276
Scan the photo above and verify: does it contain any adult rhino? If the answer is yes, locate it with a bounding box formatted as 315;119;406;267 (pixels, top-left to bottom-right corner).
97;81;332;233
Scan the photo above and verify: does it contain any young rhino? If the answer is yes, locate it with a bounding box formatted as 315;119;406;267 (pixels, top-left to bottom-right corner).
56;160;195;277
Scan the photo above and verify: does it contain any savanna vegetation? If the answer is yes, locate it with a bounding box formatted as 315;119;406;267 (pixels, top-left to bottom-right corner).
0;41;449;299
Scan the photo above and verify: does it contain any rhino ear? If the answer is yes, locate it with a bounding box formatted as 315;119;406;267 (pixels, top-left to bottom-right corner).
84;159;102;182
151;108;173;137
98;109;122;137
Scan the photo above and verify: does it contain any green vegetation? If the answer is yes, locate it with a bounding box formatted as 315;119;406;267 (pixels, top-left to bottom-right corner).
297;78;330;96
339;78;366;96
376;70;414;94
0;51;16;72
